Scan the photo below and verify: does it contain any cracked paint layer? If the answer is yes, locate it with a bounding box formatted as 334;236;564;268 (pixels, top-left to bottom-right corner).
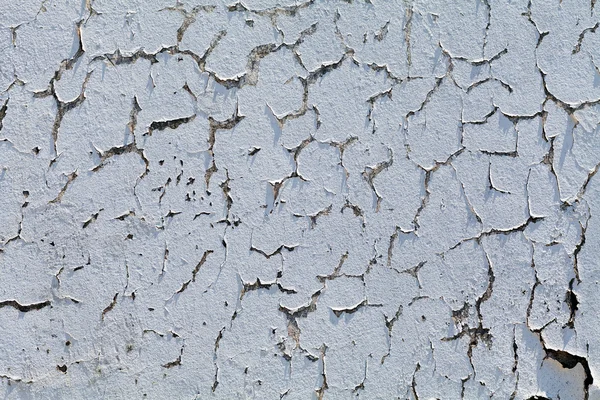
0;0;600;398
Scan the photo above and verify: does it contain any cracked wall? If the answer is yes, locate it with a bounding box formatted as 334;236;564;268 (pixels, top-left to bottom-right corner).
0;0;599;399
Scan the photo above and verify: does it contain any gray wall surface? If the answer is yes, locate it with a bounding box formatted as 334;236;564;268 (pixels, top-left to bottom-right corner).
0;0;599;398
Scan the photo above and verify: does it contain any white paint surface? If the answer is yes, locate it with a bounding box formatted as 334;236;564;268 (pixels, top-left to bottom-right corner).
0;0;599;398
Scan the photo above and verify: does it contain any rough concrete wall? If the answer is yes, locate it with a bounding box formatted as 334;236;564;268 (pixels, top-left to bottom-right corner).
0;0;599;398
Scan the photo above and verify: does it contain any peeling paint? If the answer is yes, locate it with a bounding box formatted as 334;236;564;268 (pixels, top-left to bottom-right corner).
1;0;599;398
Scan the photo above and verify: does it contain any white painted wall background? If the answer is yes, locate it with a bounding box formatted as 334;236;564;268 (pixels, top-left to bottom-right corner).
0;0;599;398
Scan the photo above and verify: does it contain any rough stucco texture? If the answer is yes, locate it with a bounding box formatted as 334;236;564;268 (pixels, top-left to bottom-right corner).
3;0;600;399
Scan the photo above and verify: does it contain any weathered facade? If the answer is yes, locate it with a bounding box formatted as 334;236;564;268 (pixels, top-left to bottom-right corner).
0;0;599;398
